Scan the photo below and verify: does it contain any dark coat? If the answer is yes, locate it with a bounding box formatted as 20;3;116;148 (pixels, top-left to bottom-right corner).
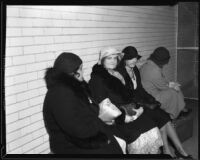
88;64;157;143
116;64;155;103
116;63;171;128
43;67;123;154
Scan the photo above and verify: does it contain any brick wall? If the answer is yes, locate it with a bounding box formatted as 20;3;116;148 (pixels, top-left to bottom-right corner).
5;5;177;154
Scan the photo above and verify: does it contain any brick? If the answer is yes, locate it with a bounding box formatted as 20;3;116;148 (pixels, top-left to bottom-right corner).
37;70;45;79
5;57;13;67
6;28;22;37
7;17;33;27
17;89;39;102
21;120;44;136
40;148;50;154
26;62;46;72
30;112;43;123
19;8;43;18
5;83;27;96
6;130;21;143
54;35;71;43
27;79;45;90
29;96;44;106
7;117;30;133
32;19;53;27
19;105;41;119
9;147;23;154
44;43;64;52
7;7;20;17
43;28;62;35
38;87;47;95
46;60;54;68
43;134;49;142
24;149;35;154
35;52;55;62
12;72;37;85
6;101;29;115
5;94;17;105
22;136;43;153
6;47;23;56
5;65;26;76
12;55;35;65
8;133;32;151
34;141;49;154
5;75;14;87
22;28;44;36
23;45;45;55
8;37;34;47
32;127;46;139
34;36;54;45
6;112;19;124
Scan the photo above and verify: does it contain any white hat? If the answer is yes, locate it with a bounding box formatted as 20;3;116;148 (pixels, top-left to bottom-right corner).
98;47;123;64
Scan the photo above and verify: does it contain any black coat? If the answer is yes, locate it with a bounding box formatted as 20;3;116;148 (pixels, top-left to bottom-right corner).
116;64;171;128
89;64;157;143
43;67;123;154
116;64;155;103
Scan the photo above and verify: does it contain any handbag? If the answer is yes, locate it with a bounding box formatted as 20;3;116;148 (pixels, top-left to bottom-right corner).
98;98;122;122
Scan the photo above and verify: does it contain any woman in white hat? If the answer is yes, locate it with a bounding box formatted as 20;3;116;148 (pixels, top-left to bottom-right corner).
88;47;164;154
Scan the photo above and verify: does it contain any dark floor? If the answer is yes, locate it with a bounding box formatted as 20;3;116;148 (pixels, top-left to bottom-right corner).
170;99;198;159
182;99;198;159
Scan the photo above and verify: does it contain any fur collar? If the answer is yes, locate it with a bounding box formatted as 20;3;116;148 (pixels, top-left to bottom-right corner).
90;64;132;102
44;67;91;102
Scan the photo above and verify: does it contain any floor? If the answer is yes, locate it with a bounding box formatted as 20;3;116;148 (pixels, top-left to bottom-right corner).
170;99;198;159
182;99;198;159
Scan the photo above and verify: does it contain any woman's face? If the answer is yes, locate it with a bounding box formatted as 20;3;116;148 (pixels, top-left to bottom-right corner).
103;54;118;70
125;58;138;68
74;64;84;81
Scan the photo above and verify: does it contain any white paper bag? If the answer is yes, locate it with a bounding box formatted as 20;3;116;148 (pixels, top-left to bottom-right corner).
98;98;122;122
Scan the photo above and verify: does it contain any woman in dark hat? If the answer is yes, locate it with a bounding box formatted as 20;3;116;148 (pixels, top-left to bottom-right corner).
140;47;190;119
116;46;193;158
43;52;125;154
89;47;164;154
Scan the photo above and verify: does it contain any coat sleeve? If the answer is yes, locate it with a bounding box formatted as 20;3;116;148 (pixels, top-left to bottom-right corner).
51;87;104;139
89;76;108;104
146;67;169;90
135;67;156;103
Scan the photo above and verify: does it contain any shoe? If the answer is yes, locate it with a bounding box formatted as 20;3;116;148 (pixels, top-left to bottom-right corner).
174;150;194;159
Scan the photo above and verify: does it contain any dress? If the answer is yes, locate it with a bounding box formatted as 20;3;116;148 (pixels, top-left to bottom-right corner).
89;64;163;154
140;60;185;119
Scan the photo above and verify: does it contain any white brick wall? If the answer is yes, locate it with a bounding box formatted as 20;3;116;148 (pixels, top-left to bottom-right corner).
5;5;178;154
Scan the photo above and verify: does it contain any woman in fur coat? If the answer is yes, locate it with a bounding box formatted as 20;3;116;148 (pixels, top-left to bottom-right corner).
43;52;125;154
88;48;164;154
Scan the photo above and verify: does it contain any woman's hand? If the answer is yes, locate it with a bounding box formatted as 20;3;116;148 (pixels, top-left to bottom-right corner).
169;82;181;92
124;107;144;123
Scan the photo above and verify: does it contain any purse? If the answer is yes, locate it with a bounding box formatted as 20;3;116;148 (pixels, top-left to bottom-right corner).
98;98;122;122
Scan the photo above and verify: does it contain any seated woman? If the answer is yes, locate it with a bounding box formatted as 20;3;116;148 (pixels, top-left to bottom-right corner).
43;52;125;154
89;48;163;154
116;46;193;158
140;47;190;119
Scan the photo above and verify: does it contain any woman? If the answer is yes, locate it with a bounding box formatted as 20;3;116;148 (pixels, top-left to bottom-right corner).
43;52;125;154
140;47;190;119
89;48;163;154
116;46;193;158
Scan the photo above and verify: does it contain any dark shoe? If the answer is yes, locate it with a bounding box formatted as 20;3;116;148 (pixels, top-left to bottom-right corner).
174;150;194;159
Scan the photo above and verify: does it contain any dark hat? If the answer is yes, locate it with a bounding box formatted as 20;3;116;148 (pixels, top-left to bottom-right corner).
149;47;170;66
53;52;82;74
122;46;141;60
